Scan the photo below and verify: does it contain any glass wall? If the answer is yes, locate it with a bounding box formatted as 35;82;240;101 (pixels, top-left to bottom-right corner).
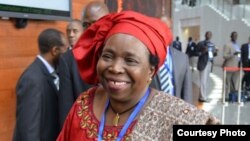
175;0;250;23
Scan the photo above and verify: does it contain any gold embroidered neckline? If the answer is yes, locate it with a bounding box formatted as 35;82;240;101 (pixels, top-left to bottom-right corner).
76;88;135;140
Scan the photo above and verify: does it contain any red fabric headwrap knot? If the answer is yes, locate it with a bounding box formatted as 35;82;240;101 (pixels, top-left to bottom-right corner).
73;11;172;84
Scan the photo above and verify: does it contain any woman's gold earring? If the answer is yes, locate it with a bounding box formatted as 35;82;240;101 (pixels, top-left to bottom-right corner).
147;77;152;84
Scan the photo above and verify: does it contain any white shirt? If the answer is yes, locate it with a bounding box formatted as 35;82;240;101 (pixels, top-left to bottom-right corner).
37;55;59;90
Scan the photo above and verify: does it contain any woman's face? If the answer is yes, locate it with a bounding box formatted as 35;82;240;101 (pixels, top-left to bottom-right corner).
97;33;155;102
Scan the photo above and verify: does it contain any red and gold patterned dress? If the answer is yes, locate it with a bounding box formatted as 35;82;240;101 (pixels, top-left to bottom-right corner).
57;87;220;141
57;87;136;141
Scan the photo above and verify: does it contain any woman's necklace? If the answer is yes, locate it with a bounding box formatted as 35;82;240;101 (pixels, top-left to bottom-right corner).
109;101;139;126
98;88;150;141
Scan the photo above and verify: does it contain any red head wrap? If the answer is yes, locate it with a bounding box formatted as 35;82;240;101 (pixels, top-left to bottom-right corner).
73;11;172;84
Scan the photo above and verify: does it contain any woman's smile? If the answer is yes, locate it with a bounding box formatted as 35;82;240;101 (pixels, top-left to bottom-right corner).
106;79;130;92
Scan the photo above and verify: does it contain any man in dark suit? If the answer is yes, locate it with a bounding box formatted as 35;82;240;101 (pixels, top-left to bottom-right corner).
172;36;182;51
151;46;193;104
185;36;198;71
241;36;250;90
58;19;91;128
58;1;110;128
13;29;67;141
197;31;218;102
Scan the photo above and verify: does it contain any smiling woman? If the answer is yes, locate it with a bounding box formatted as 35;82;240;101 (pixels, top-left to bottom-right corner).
57;11;219;141
98;34;153;98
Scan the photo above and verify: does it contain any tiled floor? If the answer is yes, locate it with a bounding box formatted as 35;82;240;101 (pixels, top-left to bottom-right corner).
191;65;250;124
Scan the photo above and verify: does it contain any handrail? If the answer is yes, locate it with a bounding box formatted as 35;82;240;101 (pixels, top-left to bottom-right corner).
224;67;250;71
174;0;250;23
222;66;250;105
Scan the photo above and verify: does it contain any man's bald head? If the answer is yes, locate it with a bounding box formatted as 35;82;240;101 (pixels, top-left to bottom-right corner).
82;1;109;28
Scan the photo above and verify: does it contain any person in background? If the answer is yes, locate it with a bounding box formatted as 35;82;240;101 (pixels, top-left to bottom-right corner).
82;1;110;28
150;16;193;104
197;31;218;102
58;1;110;128
223;31;241;99
151;45;193;104
241;36;250;91
58;19;91;128
57;11;219;141
185;36;198;72
13;28;67;141
66;19;84;50
172;36;182;51
189;0;196;7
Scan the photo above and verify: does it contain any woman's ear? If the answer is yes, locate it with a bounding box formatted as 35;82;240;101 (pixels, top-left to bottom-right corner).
149;66;156;78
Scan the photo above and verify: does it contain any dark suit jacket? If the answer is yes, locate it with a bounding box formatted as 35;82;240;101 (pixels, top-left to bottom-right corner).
185;41;197;57
150;47;193;104
13;58;59;141
197;40;217;71
241;43;250;86
58;50;91;128
241;43;250;68
172;40;182;51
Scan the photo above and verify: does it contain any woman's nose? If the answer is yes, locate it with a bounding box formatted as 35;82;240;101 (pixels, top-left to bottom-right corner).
108;60;124;73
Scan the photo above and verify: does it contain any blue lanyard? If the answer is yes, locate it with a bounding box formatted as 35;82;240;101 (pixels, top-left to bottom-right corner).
98;88;150;141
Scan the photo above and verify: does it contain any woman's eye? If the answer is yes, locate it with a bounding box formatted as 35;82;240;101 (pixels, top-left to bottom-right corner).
101;54;112;59
126;58;137;64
